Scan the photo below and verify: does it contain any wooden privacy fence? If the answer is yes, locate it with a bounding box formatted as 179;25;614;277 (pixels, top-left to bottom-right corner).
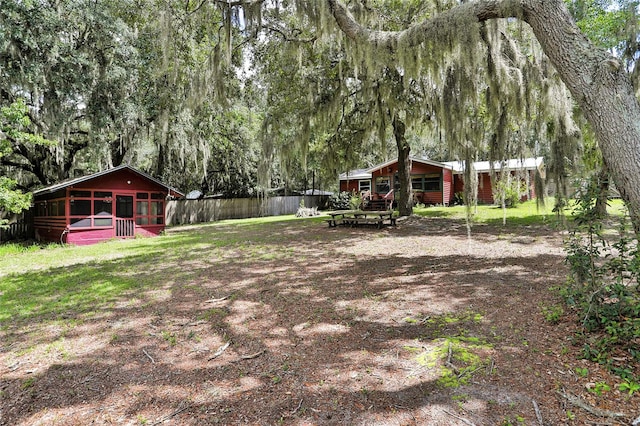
165;195;329;226
0;220;33;242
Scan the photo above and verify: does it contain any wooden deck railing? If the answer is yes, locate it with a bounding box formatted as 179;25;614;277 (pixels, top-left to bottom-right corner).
115;218;135;237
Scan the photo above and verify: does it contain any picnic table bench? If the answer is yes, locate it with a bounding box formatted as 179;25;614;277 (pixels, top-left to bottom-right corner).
325;210;396;229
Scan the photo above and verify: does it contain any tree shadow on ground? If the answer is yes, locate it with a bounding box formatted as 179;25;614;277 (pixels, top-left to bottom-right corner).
2;217;619;425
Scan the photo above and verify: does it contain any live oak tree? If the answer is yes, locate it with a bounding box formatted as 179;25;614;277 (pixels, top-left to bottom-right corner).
0;0;142;185
0;0;261;197
242;1;581;218
325;0;640;232
0;99;54;223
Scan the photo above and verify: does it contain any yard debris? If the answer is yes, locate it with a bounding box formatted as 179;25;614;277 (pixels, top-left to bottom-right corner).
208;341;231;361
143;349;155;364
557;389;626;419
150;401;190;425
442;409;476;425
233;349;266;362
295;206;319;217
203;295;230;304
532;399;543;425
291;399;303;415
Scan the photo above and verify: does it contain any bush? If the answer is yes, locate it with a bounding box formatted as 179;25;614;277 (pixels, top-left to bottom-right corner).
452;192;465;206
329;191;361;210
494;178;526;207
563;180;640;381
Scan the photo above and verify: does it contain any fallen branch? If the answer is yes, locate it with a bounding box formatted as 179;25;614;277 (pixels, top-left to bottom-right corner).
208;341;231;361
233;349;266;362
150;401;190;425
203;295;229;304
291;399;303;415
557;389;626;418
487;357;495;375
183;320;207;327
532;399;543;426
143;349;155;364
442;409;476;426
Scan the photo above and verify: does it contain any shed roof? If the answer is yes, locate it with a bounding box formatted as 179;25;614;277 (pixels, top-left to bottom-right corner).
32;165;184;197
367;157;452;173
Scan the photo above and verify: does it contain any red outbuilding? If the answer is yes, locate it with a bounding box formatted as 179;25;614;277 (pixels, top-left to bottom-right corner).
32;165;183;245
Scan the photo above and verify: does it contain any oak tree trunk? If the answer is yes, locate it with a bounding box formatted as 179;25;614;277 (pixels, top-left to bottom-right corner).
392;114;413;216
328;0;640;234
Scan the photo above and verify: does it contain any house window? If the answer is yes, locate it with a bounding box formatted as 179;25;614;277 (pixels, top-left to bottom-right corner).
35;202;46;217
70;191;113;228
412;174;441;192
70;217;92;227
93;196;113;227
358;180;371;192
94;217;113;227
375;177;391;194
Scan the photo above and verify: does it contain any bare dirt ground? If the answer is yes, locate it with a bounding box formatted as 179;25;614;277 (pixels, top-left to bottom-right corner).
1;215;639;425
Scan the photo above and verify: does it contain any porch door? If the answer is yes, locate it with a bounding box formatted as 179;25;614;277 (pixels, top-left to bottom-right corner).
115;195;135;237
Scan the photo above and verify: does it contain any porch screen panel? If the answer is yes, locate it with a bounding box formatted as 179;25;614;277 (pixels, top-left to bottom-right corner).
93;196;113;226
70;199;91;215
136;200;149;225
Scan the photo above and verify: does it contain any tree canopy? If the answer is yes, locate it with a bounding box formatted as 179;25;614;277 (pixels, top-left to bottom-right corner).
1;0;639;228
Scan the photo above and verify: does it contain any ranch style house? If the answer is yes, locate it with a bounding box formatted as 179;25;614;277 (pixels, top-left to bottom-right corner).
339;157;545;207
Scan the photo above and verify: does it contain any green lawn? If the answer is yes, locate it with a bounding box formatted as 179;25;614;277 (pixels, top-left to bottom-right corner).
414;198;627;227
0;215;310;325
0;197;628;326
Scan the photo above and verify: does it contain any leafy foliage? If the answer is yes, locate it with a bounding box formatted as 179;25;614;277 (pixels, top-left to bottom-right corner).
328;191;361;210
0;99;55;221
563;177;640;382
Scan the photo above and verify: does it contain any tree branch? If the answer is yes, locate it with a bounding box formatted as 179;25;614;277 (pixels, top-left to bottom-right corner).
327;0;523;51
264;25;316;43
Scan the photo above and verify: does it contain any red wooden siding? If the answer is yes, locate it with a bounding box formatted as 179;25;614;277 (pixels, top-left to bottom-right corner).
477;173;494;204
443;168;453;205
340;180;360;193
459;170;537;204
340;159;541;207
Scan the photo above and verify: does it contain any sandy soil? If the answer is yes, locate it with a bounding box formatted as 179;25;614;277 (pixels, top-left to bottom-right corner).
1;215;638;425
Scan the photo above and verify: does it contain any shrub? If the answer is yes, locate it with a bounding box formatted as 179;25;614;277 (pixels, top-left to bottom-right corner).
493;177;526;207
329;191;361;210
563;179;640;382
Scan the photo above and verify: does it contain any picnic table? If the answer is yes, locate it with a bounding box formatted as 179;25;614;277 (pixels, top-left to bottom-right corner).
325;210;396;228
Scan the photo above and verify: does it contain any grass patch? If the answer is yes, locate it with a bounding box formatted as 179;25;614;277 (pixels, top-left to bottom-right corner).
0;214;315;327
413;199;557;226
415;336;492;388
414;197;627;227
